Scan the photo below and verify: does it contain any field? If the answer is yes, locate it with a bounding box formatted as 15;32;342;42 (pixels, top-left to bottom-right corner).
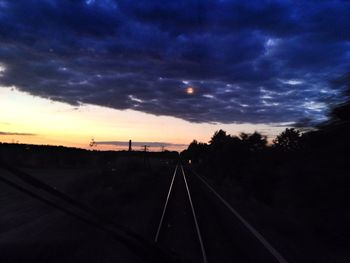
0;146;178;263
1;142;349;263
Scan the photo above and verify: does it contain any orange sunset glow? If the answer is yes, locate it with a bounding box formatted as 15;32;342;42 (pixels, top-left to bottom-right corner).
0;87;288;151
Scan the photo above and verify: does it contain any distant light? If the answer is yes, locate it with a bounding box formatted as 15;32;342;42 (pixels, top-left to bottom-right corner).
186;86;194;95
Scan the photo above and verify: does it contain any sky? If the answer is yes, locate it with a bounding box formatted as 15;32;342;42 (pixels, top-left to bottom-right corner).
0;0;349;151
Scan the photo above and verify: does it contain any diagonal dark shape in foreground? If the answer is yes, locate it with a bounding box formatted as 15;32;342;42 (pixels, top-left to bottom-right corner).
0;160;182;263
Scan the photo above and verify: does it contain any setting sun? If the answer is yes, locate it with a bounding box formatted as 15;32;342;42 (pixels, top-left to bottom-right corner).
186;86;194;95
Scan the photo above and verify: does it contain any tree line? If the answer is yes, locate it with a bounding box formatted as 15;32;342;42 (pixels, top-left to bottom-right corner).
180;72;350;245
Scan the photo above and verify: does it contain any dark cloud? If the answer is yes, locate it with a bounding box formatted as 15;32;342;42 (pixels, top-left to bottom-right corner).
97;141;187;147
0;131;36;136
0;0;349;124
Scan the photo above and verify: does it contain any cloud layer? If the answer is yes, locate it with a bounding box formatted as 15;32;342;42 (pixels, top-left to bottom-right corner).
0;0;349;124
97;140;187;148
0;131;36;136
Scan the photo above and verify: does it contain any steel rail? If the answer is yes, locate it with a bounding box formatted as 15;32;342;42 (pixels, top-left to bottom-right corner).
180;165;208;263
191;169;289;263
154;164;178;242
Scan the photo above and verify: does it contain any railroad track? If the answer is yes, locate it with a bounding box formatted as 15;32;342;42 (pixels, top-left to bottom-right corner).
155;162;289;263
1;159;290;263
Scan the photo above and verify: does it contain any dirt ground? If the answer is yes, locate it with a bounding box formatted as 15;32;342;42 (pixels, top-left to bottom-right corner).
0;160;176;263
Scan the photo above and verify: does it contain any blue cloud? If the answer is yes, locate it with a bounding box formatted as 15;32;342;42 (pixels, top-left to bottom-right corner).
0;0;349;124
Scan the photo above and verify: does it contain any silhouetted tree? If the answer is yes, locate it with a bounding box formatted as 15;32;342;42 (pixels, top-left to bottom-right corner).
239;132;267;152
331;102;350;122
181;140;208;163
273;128;301;151
89;138;97;148
329;71;350;123
209;129;230;149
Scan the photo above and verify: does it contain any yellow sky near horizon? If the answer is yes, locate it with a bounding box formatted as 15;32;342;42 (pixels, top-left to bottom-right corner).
0;86;289;151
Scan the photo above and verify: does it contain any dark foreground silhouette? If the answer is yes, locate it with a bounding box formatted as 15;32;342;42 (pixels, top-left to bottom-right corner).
181;82;350;262
1;76;350;262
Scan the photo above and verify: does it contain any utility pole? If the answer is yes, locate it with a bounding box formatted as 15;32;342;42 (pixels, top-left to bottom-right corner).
142;145;150;169
142;145;150;152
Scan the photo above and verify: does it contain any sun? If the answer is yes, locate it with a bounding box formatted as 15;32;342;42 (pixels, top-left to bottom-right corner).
186;86;194;95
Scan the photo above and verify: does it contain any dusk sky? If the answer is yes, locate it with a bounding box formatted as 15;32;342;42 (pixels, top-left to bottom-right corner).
1;0;349;151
